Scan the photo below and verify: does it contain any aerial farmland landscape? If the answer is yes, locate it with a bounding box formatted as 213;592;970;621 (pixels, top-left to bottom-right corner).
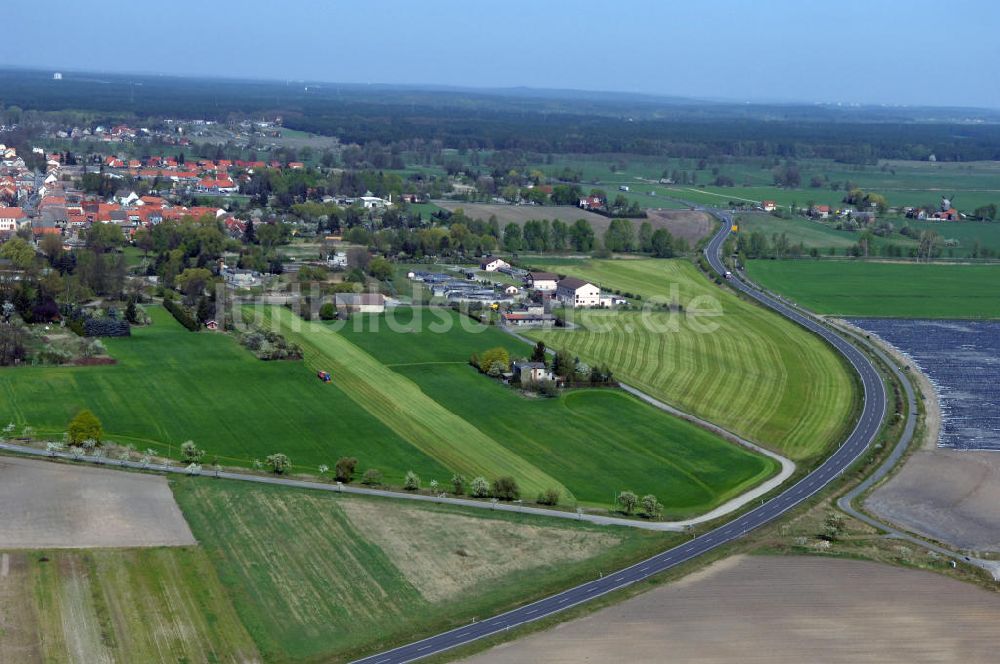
2;1;1000;663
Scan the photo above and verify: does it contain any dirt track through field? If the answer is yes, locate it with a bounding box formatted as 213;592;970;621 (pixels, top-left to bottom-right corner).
0;456;194;548
463;555;1000;664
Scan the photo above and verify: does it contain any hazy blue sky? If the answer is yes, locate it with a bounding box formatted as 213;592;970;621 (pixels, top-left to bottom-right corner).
6;0;999;108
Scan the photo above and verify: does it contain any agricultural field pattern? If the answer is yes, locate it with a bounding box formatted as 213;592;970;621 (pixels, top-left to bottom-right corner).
852;319;1000;449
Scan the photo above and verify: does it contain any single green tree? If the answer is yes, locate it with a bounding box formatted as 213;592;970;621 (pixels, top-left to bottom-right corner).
531;341;547;363
68;410;102;445
335;456;358;482
492;476;520;501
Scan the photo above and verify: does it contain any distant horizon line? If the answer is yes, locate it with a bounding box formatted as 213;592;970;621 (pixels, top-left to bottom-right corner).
2;63;999;114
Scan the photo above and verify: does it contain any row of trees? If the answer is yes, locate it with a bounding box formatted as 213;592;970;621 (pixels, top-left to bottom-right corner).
615;491;662;519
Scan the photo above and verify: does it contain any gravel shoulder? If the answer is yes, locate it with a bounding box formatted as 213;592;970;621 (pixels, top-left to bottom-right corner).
0;456;195;548
462;555;1000;664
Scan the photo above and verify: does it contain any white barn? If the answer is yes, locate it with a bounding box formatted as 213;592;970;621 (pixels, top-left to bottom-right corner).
527;271;558;292
556;277;601;308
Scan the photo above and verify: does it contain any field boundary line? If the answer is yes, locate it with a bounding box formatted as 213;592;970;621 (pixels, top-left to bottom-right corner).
0;442;688;532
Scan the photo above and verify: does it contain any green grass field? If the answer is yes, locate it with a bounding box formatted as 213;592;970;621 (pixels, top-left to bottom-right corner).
536;154;1000;216
736;212;1000;258
524;259;858;461
337;307;776;513
0;307;450;483
0;304;776;512
747;260;1000;318
174;478;677;663
264;306;566;499
0;546;259;663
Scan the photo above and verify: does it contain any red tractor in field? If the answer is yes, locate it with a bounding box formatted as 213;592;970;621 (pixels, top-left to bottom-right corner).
317;370;332;383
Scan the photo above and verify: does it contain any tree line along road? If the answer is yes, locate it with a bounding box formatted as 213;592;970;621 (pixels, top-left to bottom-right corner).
348;212;889;664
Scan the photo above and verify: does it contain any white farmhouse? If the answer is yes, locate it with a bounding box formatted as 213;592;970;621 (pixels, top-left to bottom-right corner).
527;271;558;293
556;277;601;308
479;255;510;272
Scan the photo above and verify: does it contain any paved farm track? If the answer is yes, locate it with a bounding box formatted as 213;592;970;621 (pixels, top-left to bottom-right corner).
349;213;888;664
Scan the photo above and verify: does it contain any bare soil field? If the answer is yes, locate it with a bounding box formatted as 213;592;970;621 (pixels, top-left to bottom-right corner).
0;456;195;548
644;208;715;244
463;555;1000;664
867;451;1000;552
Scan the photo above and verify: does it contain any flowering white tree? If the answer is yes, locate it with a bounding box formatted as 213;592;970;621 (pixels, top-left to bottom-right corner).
186;463;202;476
318;464;330;477
46;442;64;456
616;491;638;515
69;445;83;460
470;476;490;498
403;471;420;491
429;479;439;492
641;494;662;519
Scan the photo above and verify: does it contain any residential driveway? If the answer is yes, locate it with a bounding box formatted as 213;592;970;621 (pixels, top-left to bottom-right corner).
0;456;195;548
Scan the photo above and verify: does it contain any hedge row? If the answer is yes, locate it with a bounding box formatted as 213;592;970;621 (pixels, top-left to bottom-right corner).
163;298;200;331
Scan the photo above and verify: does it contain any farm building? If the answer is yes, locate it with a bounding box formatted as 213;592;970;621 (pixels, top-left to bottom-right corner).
480;255;510;272
810;204;831;219
503;285;520;296
501;310;556;328
527;271;558;292
335;293;386;314
512;361;554;384
556;277;601;308
761;200;777;212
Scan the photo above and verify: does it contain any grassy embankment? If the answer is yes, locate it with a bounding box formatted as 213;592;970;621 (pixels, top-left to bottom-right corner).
525;258;858;462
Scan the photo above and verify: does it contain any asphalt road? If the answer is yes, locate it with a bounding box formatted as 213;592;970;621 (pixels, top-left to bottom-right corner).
350;215;888;664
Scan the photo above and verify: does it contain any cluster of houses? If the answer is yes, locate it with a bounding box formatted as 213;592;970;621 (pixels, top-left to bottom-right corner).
807;204;876;224
100;154;306;195
797;197;963;223
0;147;268;245
904;198;963;221
0;145;36;236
